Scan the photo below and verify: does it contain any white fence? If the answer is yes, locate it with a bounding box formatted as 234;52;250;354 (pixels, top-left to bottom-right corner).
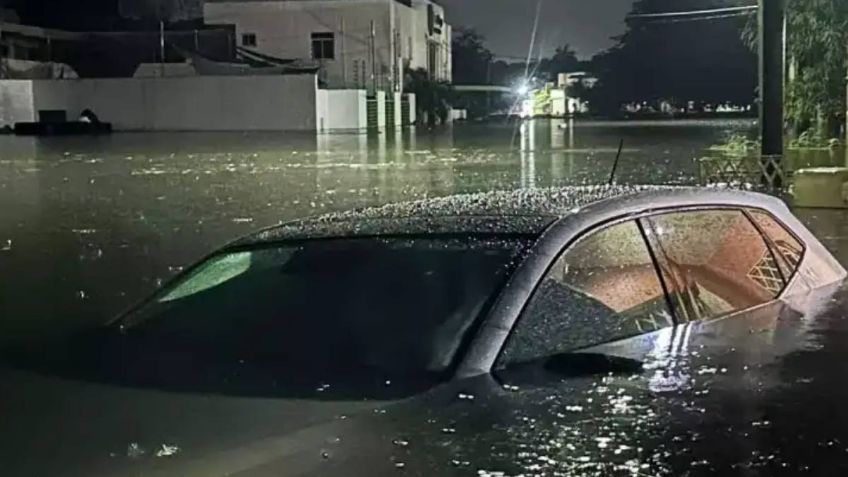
1;74;319;131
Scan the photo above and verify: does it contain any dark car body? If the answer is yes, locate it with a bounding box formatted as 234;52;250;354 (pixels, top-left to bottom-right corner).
2;186;847;476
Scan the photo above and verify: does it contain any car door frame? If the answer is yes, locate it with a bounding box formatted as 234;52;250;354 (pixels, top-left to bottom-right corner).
454;188;844;379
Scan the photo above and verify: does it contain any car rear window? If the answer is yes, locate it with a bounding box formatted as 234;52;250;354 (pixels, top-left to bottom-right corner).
642;209;785;322
748;209;805;281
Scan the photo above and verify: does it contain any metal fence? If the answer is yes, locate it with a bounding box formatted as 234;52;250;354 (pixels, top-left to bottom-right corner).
698;154;789;193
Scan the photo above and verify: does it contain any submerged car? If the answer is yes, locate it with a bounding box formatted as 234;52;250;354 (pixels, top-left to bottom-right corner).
2;186;848;476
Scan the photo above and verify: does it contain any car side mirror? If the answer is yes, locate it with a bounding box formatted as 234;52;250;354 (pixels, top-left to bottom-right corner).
496;352;644;388
544;352;643;378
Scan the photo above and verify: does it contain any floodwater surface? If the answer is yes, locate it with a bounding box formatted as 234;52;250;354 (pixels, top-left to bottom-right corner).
0;119;846;343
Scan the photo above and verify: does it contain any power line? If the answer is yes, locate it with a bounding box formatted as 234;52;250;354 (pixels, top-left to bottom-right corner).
641;11;756;24
628;5;758;19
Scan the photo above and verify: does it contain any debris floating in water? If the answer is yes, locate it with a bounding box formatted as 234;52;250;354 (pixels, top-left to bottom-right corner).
155;444;180;458
1;239;10;251
126;443;146;459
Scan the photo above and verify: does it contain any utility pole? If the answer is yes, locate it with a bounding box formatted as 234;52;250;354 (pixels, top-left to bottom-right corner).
0;4;5;80
758;0;786;188
369;20;377;93
159;20;166;63
340;18;346;87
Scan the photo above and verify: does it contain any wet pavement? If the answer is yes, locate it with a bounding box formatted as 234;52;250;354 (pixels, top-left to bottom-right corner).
0;118;846;343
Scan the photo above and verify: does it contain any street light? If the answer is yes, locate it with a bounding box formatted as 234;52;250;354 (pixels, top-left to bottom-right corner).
516;82;530;97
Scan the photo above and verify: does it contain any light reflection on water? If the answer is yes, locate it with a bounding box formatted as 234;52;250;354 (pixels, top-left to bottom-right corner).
0;118;845;343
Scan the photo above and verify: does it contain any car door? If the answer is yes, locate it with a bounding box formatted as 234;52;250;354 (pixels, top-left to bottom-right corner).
337;206;837;476
498;207;795;368
497;218;675;366
639;208;789;323
415;207;811;475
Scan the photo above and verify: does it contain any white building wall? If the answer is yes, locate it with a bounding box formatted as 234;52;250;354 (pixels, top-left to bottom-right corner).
316;89;368;131
15;75;318;131
391;91;402;127
396;3;416;73
406;93;416;124
204;0;451;90
551;89;567;117
410;0;451;82
375;90;387;129
442;23;452;82
205;0;394;91
0;80;35;126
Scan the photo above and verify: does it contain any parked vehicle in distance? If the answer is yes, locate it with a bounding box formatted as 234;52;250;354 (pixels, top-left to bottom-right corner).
2;186;847;476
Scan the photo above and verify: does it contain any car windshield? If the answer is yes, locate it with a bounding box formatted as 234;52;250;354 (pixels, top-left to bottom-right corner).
111;235;529;395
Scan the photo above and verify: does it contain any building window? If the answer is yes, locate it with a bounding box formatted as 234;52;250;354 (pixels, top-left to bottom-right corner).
242;33;257;47
311;32;335;60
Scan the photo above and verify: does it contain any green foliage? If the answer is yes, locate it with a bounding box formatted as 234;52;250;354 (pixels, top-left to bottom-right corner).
710;131;843;153
744;1;848;136
784;0;848;137
709;134;760;156
405;68;453;126
788;130;843;149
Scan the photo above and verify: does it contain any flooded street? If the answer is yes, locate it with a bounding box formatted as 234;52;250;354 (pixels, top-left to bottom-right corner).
1;118;846;343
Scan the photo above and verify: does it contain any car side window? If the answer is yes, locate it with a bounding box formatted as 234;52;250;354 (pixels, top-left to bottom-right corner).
748;209;805;281
498;220;674;367
641;209;784;323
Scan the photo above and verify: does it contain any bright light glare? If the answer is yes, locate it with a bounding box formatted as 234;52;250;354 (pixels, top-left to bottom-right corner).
516;83;530;96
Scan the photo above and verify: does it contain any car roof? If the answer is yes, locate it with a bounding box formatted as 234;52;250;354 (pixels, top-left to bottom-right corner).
232;185;686;246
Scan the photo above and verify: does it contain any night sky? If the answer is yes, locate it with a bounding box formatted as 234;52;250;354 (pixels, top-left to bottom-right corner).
440;0;635;59
6;0;636;59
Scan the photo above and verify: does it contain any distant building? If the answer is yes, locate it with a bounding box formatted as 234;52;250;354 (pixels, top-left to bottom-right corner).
0;13;236;79
556;72;598;90
0;4;422;133
203;0;452;92
517;73;597;118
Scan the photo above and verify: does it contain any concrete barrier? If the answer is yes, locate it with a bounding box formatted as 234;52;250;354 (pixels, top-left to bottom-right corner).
793;167;848;208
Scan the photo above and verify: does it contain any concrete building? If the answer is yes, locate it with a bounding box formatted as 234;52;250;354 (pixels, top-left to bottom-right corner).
0;3;423;133
203;0;452;92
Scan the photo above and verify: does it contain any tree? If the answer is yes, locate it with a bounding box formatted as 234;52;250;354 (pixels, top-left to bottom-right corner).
587;0;757;115
740;0;848;139
405;68;453;127
451;27;494;85
784;0;848;138
538;44;581;80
